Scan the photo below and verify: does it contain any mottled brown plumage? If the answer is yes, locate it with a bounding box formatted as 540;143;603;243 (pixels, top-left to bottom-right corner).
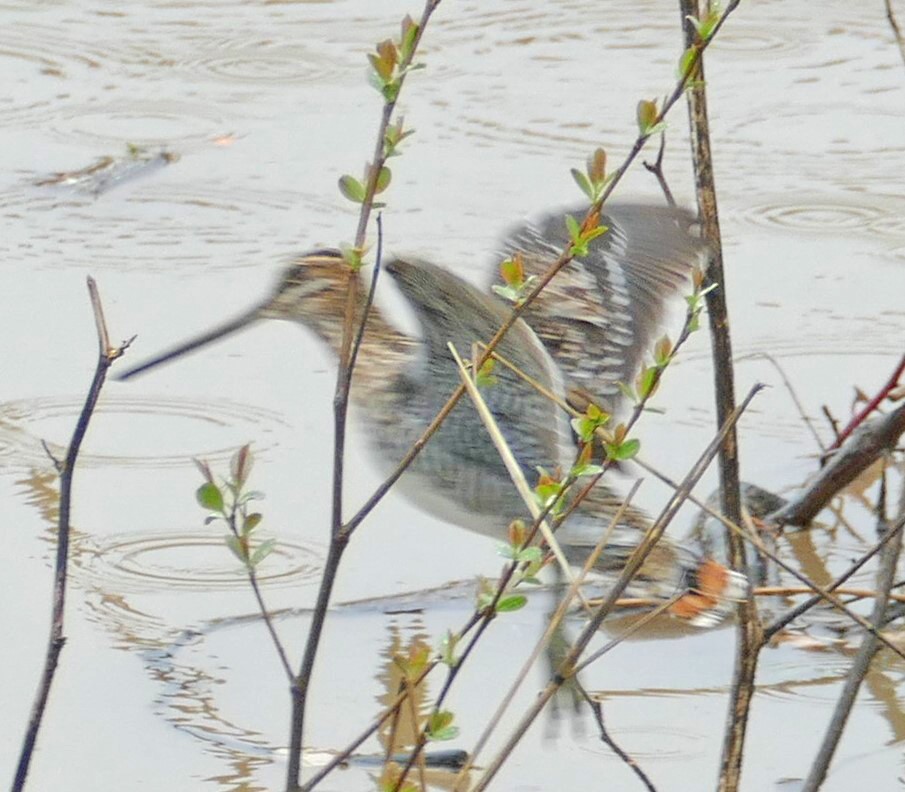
496;203;706;415
118;206;738;616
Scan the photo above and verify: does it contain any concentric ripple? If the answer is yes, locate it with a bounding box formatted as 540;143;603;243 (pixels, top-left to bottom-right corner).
173;37;351;85
72;531;322;593
0;394;289;472
740;200;886;234
46;100;229;149
714;23;806;55
2;179;338;272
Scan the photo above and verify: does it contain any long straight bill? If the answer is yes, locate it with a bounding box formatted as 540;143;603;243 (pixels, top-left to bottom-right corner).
116;302;267;380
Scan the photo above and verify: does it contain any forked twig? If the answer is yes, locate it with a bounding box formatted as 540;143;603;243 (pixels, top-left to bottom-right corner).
13;278;131;792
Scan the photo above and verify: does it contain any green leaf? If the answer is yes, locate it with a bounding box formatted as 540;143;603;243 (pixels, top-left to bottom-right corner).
497;542;518;560
440;630;459;667
400;15;420;61
196;482;224;512
240;490;266;503
381;80;401;103
571;462;605;478
496;594;527;613
636;366;659;400
678;46;697;80
475;358;498;388
225;534;248;563
230;444;253;487
243;512;263;535
516;546;543;564
374;165;392;194
426;710;459;742
571;168;594;200
565;214;581;243
427;725;460;742
491;283;521;303
583;226;608;244
617;381;638;404
606;438;641;461
338;175;365;203
249;537;276;567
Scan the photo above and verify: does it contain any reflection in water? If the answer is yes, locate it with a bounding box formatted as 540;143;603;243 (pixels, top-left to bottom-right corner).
377;627;433;755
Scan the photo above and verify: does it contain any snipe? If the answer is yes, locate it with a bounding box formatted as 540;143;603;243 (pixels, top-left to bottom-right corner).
118;203;743;622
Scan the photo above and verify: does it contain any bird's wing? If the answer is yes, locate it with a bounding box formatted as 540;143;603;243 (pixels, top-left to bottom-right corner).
386;257;575;480
495;203;708;416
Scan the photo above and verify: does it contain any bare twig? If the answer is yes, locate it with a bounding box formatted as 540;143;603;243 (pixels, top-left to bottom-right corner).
642;133;677;208
885;0;905;67
679;3;756;787
448;343;579;592
821;404;842;444
801;477;905;791
828;353;905;451
579;685;659;792
741;352;826;453
764;495;905;640
12;278;129;792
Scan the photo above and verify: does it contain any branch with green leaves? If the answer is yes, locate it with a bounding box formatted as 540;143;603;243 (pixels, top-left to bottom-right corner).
195;446;294;682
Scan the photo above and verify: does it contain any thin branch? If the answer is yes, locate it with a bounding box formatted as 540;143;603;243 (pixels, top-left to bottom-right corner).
885;0;905;67
679;3;755;787
741;352;826;453
632;452;905;659
801;476;905;791
448;342;580;594
467;385;760;792
348;213;384;377
344;0;743;537
828;352;905;451
763;502;905;640
13;278;129;792
642;133;677;208
579;685;658;792
287;4;442;788
457;482;645;780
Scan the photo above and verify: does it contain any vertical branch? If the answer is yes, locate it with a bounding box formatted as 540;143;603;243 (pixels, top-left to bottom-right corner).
801;475;905;791
286;4;442;789
12;278;130;792
678;3;760;790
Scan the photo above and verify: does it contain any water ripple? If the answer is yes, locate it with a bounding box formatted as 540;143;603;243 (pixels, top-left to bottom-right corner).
0;394;289;471
73;530;323;593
